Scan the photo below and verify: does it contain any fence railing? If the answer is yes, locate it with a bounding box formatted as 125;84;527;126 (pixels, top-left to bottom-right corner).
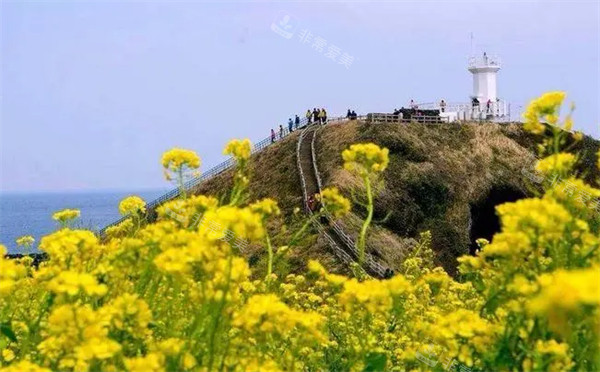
367;113;450;124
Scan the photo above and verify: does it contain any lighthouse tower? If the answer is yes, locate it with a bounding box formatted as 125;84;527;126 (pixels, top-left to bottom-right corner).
468;52;500;103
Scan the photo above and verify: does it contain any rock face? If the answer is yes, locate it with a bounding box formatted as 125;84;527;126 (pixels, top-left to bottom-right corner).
192;120;600;275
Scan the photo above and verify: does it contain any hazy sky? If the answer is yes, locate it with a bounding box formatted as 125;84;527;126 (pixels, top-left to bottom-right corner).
2;1;598;193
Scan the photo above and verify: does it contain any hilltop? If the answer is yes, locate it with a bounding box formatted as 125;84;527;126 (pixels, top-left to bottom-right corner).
179;120;599;275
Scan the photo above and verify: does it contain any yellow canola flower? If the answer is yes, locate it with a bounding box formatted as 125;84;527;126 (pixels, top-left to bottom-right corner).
125;352;165;372
545;177;600;212
529;267;600;328
15;235;35;247
0;360;51;372
339;275;411;313
523;91;566;134
318;187;351;218
534;340;574;371
223;138;252;162
156;195;218;223
47;270;108;297
38;304;121;370
38;229;99;268
52;208;80;223
154;248;193;275
102;294;152;339
104;218;134;237
118;195;146;216
496;198;573;241
0;245;27;295
199;206;265;243
535;153;576;176
2;349;15;362
249;198;281;218
157;338;184;356
233;294;324;341
342;143;389;175
161;148;201;172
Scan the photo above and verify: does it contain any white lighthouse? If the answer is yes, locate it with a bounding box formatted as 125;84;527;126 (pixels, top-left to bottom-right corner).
414;51;509;121
466;52;507;119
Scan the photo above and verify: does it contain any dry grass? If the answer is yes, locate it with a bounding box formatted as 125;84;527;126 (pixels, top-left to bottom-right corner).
186;120;599;275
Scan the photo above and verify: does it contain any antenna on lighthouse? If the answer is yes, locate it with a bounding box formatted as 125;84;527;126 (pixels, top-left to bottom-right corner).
470;32;474;56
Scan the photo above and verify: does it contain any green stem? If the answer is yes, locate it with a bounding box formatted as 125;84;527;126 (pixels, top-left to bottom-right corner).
265;233;274;277
178;167;186;199
289;214;318;247
357;175;373;266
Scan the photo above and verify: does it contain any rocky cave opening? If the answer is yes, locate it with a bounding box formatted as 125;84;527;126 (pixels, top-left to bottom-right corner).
469;185;527;255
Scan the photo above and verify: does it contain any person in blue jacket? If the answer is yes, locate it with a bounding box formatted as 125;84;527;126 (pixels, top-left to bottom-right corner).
288;118;293;132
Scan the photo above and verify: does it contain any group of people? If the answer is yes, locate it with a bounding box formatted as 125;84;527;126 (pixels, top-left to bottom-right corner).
306;108;328;124
471;97;498;113
270;108;328;143
346;109;358;120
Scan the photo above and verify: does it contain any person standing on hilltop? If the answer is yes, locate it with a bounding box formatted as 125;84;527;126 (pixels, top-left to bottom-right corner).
288;118;293;132
312;108;319;123
295;115;300;129
271;128;276;143
306;109;312;124
322;108;327;124
440;99;447;113
347;109;351;118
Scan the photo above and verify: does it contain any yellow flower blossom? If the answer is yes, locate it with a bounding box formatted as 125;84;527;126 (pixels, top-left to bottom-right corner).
161;148;200;172
125;352;165;372
342;143;389;175
223;138;252;162
0;360;51;372
535;153;576;176
47;270;108;297
119;195;146;216
249;198;280;218
318;187;351;218
529;267;600;332
1;348;15;362
52;208;80;223
15;235;35;247
523;91;566;134
233;294;324;341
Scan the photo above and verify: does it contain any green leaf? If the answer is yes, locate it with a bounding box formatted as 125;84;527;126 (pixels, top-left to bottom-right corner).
0;323;17;342
363;352;387;372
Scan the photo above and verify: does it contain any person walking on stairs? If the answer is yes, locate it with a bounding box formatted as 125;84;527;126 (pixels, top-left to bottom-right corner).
288;118;294;132
271;128;276;143
279;124;284;139
295;115;300;129
312;108;319;123
306;109;312;124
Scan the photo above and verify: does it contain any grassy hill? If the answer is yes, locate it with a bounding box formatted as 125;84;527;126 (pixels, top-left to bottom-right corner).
188;120;599;275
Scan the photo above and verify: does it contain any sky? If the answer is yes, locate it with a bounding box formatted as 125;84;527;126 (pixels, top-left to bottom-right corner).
1;0;599;193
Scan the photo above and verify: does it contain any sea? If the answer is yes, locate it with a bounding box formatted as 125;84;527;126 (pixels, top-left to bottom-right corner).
0;189;168;254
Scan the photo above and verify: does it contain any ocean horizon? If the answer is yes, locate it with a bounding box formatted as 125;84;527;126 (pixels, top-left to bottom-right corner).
0;189;168;253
